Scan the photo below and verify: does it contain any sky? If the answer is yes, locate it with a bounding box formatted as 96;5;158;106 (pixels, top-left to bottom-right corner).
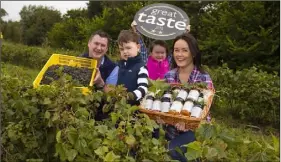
1;1;88;21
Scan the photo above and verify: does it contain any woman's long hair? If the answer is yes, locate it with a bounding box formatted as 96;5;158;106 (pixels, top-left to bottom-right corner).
171;33;203;72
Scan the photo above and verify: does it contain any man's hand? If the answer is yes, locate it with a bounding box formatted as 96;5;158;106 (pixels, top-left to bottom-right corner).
94;68;105;88
131;20;137;33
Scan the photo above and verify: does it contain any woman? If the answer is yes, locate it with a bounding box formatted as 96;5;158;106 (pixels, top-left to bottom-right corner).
157;33;214;162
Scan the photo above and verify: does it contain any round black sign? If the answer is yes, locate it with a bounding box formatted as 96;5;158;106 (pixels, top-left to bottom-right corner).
134;3;189;40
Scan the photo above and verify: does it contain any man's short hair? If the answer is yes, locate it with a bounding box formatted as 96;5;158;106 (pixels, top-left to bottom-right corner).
89;30;110;45
117;30;139;46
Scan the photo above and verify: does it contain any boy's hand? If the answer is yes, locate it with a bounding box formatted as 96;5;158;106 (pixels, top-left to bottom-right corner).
127;92;135;101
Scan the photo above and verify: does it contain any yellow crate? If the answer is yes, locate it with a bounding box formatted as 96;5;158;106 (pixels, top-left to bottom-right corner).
33;54;97;94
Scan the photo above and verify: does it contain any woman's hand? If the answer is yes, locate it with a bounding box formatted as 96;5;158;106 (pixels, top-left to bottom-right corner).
175;122;189;132
156;116;165;125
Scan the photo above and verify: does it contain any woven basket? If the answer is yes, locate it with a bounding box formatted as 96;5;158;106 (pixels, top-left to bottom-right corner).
139;88;215;131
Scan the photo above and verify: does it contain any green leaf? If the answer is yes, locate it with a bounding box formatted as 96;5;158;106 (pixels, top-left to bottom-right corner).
196;124;217;140
96;125;108;134
55;143;66;161
94;146;109;157
67;149;78;161
52;112;59;122
43;98;52;105
125;134;136;146
56;131;62;143
44;111;51;119
151;138;159;146
184;141;201;150
184;141;202;161
111;113;119;125
205;147;218;159
271;134;279;153
89;139;102;150
104;151;120;161
67;130;78;145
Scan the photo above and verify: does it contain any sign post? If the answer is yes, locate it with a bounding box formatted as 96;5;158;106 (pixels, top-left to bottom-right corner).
134;3;189;40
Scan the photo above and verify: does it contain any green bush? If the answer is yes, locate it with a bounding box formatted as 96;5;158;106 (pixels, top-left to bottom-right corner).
1;70;279;162
1;42;80;69
205;64;280;128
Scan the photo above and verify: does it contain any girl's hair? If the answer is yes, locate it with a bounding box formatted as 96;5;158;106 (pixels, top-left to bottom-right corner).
171;33;203;72
149;40;169;54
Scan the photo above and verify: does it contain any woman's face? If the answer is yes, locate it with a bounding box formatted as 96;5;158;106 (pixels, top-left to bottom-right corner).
173;39;193;68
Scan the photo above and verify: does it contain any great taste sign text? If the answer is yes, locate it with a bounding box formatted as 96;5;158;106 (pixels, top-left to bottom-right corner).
134;3;189;40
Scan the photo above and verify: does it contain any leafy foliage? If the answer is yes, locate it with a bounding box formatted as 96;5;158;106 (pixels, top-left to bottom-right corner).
1;64;280;162
198;1;280;72
185;121;280;161
205;64;280;128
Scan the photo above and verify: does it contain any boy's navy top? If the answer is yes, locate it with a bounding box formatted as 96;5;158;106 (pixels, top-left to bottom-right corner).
117;54;148;102
80;53;116;82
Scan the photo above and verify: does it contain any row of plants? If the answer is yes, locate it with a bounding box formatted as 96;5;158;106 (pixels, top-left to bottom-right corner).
205;64;280;128
1;41;280;128
1;42;80;69
1;67;279;161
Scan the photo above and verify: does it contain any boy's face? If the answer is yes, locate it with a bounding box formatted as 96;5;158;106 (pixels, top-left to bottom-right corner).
118;42;140;60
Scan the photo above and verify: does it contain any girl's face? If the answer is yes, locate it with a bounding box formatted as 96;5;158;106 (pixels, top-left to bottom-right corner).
150;45;167;62
173;39;193;68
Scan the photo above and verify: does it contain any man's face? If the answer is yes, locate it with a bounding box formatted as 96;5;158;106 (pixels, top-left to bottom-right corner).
118;42;140;60
88;35;108;60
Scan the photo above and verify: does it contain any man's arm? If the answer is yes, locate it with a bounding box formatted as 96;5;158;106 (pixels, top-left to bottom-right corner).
105;66;119;85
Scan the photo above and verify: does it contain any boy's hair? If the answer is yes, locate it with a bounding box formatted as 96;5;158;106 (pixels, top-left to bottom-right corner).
149;40;169;54
89;30;110;45
117;30;139;45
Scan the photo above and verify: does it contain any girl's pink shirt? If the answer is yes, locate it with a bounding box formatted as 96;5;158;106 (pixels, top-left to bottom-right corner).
147;56;170;80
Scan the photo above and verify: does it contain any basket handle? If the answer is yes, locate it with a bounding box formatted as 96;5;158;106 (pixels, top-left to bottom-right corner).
68;60;81;67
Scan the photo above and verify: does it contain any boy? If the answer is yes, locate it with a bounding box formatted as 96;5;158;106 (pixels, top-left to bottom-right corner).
116;30;149;105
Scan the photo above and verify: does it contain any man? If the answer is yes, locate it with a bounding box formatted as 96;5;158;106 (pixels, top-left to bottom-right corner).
81;30;118;90
81;30;118;120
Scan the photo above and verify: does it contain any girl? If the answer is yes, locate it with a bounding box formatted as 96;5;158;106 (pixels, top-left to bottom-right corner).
146;40;170;80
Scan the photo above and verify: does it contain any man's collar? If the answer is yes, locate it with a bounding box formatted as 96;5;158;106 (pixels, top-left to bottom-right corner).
100;56;105;65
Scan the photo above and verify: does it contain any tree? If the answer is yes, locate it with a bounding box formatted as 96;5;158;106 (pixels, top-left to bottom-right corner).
87;1;103;18
19;5;62;46
2;20;22;43
198;1;280;72
0;8;8;35
63;8;88;20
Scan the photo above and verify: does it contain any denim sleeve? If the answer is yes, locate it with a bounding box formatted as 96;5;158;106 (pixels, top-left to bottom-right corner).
136;30;148;64
105;66;119;85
